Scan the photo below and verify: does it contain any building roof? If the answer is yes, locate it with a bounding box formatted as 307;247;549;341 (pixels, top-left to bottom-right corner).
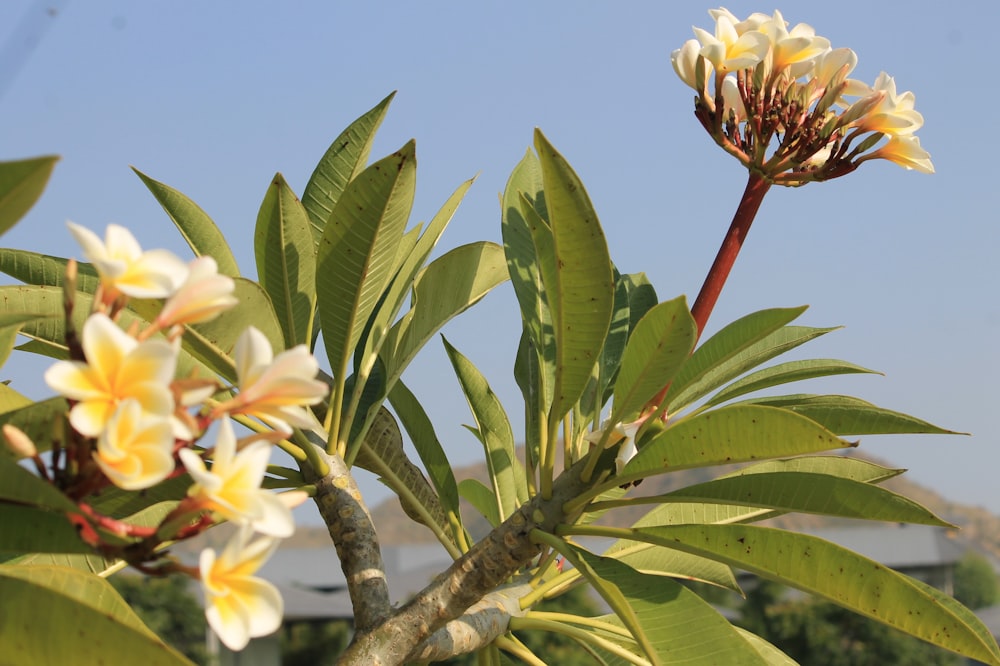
255;542;455;621
800;524;966;570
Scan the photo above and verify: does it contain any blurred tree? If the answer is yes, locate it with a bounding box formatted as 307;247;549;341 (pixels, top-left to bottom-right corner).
954;551;1000;610
111;574;208;665
739;580;961;665
282;620;351;666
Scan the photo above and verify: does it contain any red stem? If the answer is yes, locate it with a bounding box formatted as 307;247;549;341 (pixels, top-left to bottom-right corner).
644;171;771;417
689;172;771;338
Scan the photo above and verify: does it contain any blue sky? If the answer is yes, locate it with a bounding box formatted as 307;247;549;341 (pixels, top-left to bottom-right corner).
1;1;998;519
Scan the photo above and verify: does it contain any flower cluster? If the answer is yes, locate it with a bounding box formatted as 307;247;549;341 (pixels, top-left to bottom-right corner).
672;8;932;184
21;223;330;651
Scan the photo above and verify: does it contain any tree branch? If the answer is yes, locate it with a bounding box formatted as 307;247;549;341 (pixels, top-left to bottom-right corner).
338;454;600;665
303;443;391;633
406;582;532;662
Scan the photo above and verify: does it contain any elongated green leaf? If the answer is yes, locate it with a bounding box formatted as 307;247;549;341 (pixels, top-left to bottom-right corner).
443;337;525;520
458;478;500;528
659;472;950;525
534;130;614;421
0;456;79;512
5;285;240;384
389;380;462;538
0;383;31;413
733;628;798;665
573;524;1000;665
351;406;457;551
513;329;544;476
0;565;193;665
0;155;58;237
501;149;549;352
580;270;631;425
317;141;415;383
718;455;904;484
706;359;879;406
604;538;741;593
666;307;807;409
740;394;959;435
672;324;839;413
0;397;67;453
615;456;904;529
132;167;239;276
0;504;91;554
554;539;769;665
303;92;395;243
611;296;696;423
618;405;850;487
377;178;475;343
254;173;317;348
382;242;509;390
0;247;100;291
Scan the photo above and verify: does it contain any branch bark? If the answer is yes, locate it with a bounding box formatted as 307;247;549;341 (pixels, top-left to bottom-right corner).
337;455;599;665
304;444;391;633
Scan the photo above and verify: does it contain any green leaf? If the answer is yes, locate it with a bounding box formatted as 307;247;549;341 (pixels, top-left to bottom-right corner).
551;539;768;665
0;155;58;237
0;383;31;413
0;247;101;292
580;270;631;424
303;92;395;243
458;478;500;528
388;380;462;541
0;504;91;554
666;306;809;411
382;241;509;391
584;524;1000;665
614;456;904;529
0;565;194;665
376;178;475;348
604;538;741;593
534;130;614;422
733;628;798;665
610;296;696;423
0;456;79;512
618;405;850;487
659;472;951;525
740;394;959;435
317;141;415;384
0;397;67;454
443;337;526;521
501;149;549;353
254;173;317;347
132;167;240;276
706;359;879;406
351;406;457;552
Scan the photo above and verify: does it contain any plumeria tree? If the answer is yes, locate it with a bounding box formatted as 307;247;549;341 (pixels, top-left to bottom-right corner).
0;7;993;666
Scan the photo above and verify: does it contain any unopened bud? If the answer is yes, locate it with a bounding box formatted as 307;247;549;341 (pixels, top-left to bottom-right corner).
3;424;37;459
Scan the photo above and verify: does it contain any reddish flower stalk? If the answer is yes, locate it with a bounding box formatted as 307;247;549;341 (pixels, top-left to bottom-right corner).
690;171;771;338
644;171;771;416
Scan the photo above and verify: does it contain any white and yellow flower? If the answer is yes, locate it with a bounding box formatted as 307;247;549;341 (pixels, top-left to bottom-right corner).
44;313;178;437
693;12;771;73
212;326;328;433
759;9;830;75
584;419;642;475
860;135;935;174
179;418;295;537
850;72;924;136
199;525;283;651
67;222;188;300
94;399;175;490
156;256;238;328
